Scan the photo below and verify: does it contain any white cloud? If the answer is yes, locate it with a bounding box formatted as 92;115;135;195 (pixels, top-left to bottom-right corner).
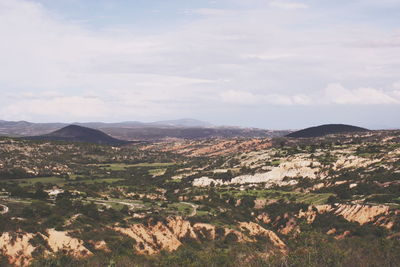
189;8;235;16
360;0;400;7
0;0;399;125
270;1;309;9
324;83;400;105
220;90;312;106
221;84;400;106
393;81;400;90
241;52;295;60
7;91;66;99
0;96;109;121
220;90;259;104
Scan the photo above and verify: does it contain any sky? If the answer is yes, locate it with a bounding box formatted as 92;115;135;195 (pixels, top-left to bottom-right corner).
1;0;400;129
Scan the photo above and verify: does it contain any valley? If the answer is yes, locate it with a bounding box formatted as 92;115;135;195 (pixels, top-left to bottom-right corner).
2;0;399;265
0;128;399;266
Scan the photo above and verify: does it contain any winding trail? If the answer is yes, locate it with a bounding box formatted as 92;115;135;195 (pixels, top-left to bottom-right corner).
86;197;144;209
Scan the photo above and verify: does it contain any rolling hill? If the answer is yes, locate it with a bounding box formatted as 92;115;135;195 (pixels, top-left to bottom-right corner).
286;124;369;138
26;125;130;146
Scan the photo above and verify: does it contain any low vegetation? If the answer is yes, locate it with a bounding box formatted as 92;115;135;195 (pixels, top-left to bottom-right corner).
0;130;399;266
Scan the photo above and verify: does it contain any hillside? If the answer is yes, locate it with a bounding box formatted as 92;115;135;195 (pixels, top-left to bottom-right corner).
286;124;369;138
27;125;130;146
0;130;399;266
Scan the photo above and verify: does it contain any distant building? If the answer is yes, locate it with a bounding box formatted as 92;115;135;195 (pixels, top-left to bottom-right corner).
45;187;64;198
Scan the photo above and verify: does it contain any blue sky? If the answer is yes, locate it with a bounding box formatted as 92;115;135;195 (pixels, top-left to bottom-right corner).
1;0;400;129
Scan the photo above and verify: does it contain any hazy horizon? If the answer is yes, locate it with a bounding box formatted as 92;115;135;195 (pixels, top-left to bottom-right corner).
1;0;400;129
1;117;397;131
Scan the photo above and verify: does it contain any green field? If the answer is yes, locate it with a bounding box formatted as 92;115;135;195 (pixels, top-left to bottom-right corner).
1;176;66;186
167;179;182;183
295;193;333;205
71;178;125;184
1;177;125;186
148;168;167;176
94;162;176;171
130;163;176;167
220;188;333;205
167;202;194;216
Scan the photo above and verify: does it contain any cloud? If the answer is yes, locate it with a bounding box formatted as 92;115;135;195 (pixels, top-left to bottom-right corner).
220;90;312;106
392;82;400;90
352;34;400;48
0;96;109;121
188;8;235;16
0;71;218;121
269;1;309;9
0;0;399;125
324;83;400;105
241;52;295;61
220;90;259;104
360;0;400;8
221;84;400;106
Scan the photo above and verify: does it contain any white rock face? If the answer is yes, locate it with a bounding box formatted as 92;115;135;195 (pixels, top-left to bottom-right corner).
233;160;320;185
193;159;322;187
192;177;225;187
333;155;379;170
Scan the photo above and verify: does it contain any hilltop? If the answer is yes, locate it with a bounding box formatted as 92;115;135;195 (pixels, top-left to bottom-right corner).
27;125;130;146
286;124;369;138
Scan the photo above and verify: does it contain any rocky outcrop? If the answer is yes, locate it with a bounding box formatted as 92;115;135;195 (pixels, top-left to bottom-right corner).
45;229;92;257
115;219;184;254
193;223;216;240
239;222;286;251
192;176;225;187
193;158;322;187
114;217;218;254
256;204;395;240
145;139;273;157
335;205;389;225
256;213;299;236
0;229;91;266
90;240;110;252
115;217;285;255
333;155;380;170
0;232;35;266
299;204;391;226
1;218;286;265
278;217;299;235
236;159;321;182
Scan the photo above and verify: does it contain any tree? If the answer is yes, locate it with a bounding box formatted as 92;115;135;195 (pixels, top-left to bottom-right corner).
33;188;49;200
241;195;256;209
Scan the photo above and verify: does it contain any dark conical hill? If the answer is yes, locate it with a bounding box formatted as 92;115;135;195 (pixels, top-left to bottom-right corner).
286;124;369;138
28;125;130;146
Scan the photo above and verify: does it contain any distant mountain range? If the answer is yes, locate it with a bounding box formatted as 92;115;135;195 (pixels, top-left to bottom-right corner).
0;119;211;137
27;125;130;146
286;124;369;138
19;123;372;146
0;119;290;140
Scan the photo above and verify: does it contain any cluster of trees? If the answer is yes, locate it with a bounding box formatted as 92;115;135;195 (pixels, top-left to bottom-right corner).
0;189;127;234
